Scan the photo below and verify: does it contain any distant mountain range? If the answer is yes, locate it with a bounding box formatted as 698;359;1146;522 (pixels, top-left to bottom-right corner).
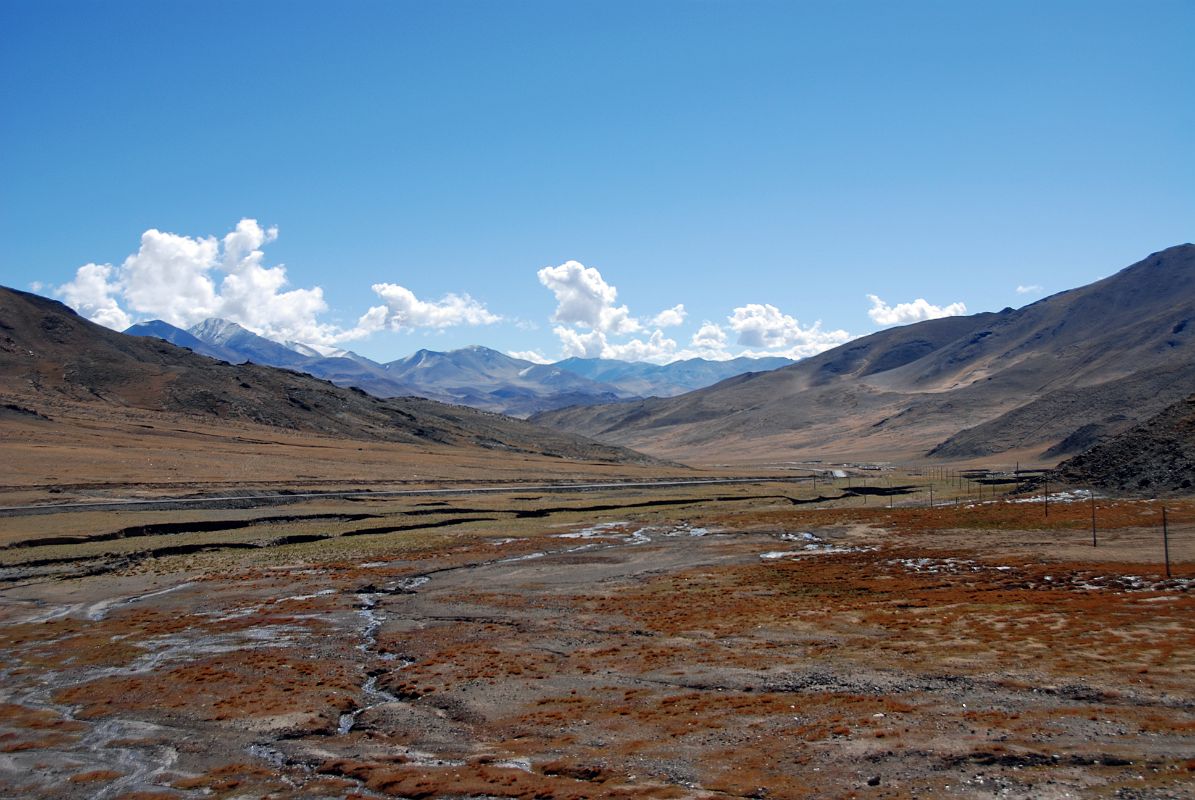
555;356;795;398
0;287;647;464
122;319;794;417
533;244;1195;466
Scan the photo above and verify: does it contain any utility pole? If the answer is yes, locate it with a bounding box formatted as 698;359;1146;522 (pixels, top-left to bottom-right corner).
1090;490;1097;547
1163;506;1171;579
1044;476;1049;517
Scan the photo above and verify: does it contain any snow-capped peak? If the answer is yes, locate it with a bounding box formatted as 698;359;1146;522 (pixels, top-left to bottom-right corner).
284;340;351;359
188;318;249;346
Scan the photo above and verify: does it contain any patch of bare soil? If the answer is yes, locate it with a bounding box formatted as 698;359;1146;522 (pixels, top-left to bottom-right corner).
0;498;1192;799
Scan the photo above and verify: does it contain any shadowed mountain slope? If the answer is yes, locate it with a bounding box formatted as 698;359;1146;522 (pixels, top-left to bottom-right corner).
127;318;422;401
1055;394;1195;495
533;245;1195;465
188;318;313;369
0;287;651;464
124;320;239;363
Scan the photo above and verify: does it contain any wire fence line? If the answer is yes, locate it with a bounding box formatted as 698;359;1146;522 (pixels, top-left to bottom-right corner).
809;464;1191;578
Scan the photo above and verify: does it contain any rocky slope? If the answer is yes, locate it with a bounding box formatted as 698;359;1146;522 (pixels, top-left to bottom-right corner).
1056;394;1195;494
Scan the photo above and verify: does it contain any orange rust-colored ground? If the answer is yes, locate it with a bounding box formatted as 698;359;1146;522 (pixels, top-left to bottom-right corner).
0;496;1192;798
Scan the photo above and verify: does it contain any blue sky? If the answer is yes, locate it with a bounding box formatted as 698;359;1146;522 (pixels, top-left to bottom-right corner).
2;0;1192;363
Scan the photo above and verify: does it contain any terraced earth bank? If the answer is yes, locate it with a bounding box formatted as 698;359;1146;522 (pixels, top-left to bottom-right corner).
1;488;1193;799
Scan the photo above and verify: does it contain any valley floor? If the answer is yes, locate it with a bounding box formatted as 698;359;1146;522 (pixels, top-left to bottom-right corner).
0;484;1192;799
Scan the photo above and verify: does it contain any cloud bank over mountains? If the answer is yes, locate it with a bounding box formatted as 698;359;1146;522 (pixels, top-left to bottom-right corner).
53;218;972;364
55;219;499;347
534;260;682;362
531;260;853;363
367;284;500;332
727;304;852;358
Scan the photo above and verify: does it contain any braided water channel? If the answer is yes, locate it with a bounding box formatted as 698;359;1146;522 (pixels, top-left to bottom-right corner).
335;576;427;736
327;522;712;740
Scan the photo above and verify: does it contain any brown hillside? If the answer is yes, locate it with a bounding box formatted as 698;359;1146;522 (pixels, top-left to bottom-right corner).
533;245;1195;465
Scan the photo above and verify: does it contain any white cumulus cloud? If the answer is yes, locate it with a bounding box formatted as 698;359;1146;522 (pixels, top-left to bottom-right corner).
56;220;342;343
53;219;501;347
532;260;850;363
551;326;605;359
681;321;732;360
368;284;500;331
649;304;687;328
1015;284;1043;295
56;263;132;331
551;326;678;363
508;349;552;364
115;227;221;324
866;294;967;326
605;330;678;362
535;259;685;363
537;260;641;334
727;303;852;358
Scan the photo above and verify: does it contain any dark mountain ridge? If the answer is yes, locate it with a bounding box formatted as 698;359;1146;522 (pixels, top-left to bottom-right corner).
1055;394;1195;495
124;320;239;363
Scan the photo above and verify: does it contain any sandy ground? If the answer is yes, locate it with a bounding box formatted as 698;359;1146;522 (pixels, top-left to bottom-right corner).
0;489;1192;799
